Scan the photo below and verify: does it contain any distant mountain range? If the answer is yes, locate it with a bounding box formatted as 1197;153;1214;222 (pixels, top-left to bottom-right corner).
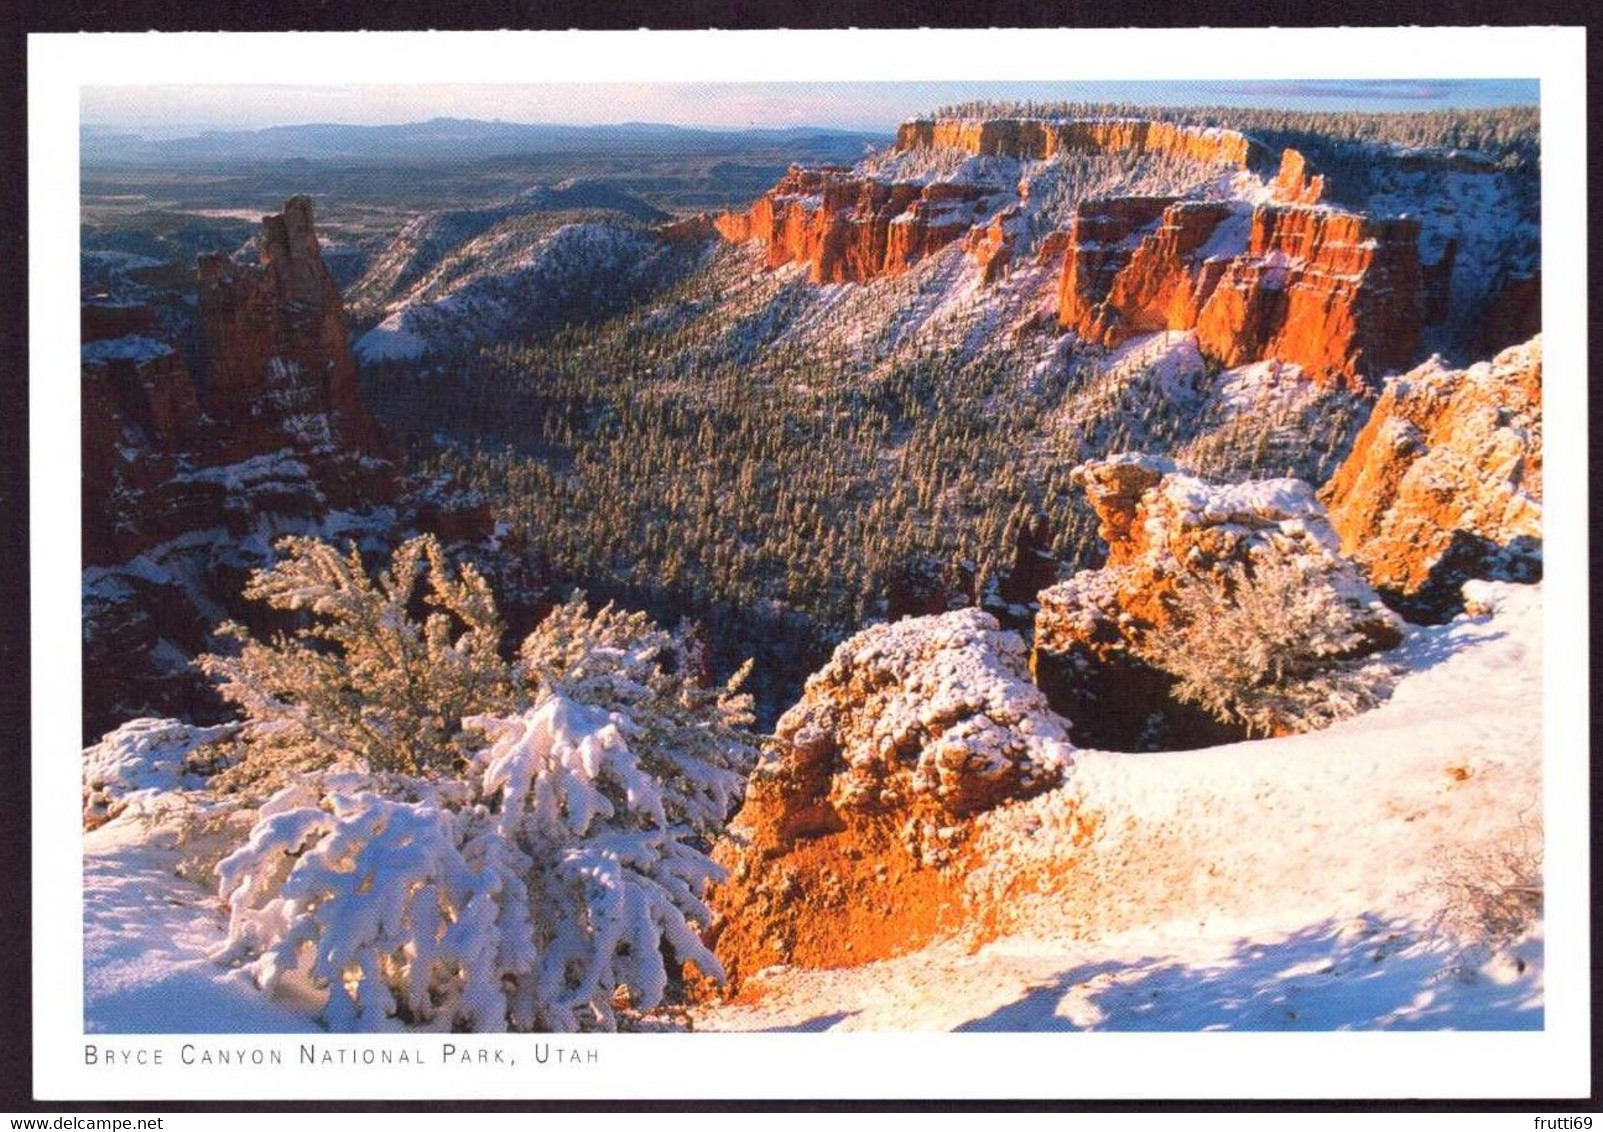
81;116;887;166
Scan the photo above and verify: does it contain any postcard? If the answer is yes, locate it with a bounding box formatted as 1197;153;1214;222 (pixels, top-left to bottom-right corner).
28;24;1590;1102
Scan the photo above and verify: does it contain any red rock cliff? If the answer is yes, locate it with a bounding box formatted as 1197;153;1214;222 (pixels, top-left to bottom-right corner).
706;609;1069;987
1319;336;1542;616
1032;455;1400;749
1059;197;1423;388
198;195;374;442
715;165;996;283
720;120;1325;289
83;198;399;740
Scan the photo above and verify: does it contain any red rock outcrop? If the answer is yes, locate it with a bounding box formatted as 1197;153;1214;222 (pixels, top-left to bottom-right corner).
895;117;1269;171
1059;198;1423;388
1060;198;1239;344
721;119;1330;293
1034;229;1074;267
715;165;997;283
1271;147;1326;205
1319;336;1542;617
707;609;1070;986
85;198;396;569
82;197;402;741
1032;455;1401;749
964;204;1021;284
1198;206;1423;385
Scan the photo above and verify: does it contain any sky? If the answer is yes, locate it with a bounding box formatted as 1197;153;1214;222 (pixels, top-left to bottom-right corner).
82;80;1539;137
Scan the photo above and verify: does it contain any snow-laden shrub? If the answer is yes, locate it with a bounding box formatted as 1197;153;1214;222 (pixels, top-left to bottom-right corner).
214;690;745;1032
83;717;240;827
1138;554;1398;735
203;538;758;1031
518;597;753;831
199;534;515;784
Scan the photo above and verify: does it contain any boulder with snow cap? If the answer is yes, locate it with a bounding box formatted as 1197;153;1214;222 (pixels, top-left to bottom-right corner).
775;608;1071;818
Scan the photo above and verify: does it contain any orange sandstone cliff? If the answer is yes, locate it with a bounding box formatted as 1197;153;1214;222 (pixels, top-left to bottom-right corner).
707;609;1070;986
1059;198;1423;387
197;195;377;445
713;165;997;283
1319;336;1542;617
894;117;1270;171
717;118;1330;291
83;197;400;739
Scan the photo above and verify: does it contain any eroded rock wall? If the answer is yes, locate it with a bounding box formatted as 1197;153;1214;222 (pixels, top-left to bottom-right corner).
1320;336;1542;618
1059;198;1423;388
895;117;1269;170
714;165;996;283
1032;455;1400;749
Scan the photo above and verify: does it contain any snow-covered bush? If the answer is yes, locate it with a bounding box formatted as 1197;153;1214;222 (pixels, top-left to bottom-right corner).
203;538;759;1030
199;534;514;783
83;717;240;827
518;597;753;831
1138;554;1397;735
214;688;751;1031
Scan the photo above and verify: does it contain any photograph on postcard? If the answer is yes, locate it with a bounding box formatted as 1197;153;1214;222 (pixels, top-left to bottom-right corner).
75;74;1548;1036
29;26;1590;1101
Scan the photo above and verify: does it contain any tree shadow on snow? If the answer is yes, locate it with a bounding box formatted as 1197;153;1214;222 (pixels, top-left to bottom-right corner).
952;915;1542;1032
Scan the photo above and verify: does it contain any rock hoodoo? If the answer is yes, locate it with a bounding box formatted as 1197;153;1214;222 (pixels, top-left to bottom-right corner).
86;198;394;569
1270;147;1326;205
83;197;399;740
197;195;376;446
1058;198;1424;388
1319;336;1542;619
1032;455;1401;749
707;609;1070;986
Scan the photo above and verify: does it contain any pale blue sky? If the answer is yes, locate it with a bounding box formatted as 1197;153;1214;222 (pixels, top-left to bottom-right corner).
83;80;1539;137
